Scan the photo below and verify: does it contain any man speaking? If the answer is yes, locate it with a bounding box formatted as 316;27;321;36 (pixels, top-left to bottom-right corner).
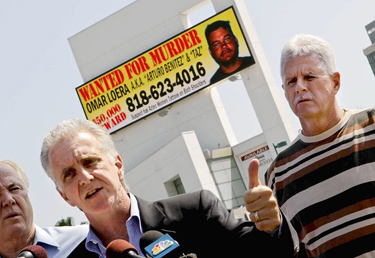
40;118;294;257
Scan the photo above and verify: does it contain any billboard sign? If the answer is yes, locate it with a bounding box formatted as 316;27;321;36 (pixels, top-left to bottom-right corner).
76;7;254;133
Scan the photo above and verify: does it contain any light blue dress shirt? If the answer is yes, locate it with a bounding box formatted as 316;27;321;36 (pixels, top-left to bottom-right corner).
0;224;89;258
86;193;144;258
34;224;89;258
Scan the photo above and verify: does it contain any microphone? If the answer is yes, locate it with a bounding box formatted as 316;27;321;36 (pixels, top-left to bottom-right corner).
140;230;196;258
106;239;144;258
18;245;48;258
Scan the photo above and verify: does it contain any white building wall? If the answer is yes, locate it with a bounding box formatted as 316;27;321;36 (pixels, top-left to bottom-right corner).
126;131;219;201
205;147;247;209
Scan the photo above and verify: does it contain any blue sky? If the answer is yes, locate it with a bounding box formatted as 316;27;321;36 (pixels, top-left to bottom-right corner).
0;0;374;227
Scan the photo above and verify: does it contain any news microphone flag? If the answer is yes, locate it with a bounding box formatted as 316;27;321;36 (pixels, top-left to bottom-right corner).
106;239;143;258
143;233;180;258
18;245;48;258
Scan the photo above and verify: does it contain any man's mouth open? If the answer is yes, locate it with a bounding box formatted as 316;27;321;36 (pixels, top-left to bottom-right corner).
85;188;103;199
5;213;20;220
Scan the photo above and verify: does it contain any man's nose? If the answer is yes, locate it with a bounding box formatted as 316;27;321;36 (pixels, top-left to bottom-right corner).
1;192;16;208
295;78;307;93
78;169;94;186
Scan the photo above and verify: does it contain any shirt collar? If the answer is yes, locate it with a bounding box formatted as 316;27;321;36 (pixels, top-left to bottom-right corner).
34;224;60;249
85;193;143;256
127;193;142;231
127;193;143;254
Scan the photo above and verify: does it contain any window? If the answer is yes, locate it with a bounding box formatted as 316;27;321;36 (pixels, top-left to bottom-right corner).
173;177;186;195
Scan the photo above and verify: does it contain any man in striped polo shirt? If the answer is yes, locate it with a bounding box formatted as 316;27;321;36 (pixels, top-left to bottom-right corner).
263;34;375;257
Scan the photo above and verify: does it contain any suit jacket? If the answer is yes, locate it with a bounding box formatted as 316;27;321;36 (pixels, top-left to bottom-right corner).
68;190;294;257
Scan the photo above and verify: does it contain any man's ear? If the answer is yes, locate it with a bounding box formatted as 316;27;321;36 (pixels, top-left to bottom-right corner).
115;154;125;182
332;72;341;93
56;186;76;207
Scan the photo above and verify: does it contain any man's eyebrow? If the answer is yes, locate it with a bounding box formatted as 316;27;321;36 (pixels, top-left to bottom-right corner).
81;153;102;160
60;154;103;173
304;71;327;77
284;75;295;81
285;70;317;79
7;182;21;189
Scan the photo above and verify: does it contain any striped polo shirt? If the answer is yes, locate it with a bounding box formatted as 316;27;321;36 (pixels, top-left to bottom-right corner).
266;108;375;257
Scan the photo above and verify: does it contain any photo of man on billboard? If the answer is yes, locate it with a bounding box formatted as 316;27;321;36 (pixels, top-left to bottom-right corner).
205;20;255;85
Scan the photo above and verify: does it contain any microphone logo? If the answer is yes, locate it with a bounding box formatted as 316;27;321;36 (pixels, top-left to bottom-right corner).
152;239;173;255
144;233;180;257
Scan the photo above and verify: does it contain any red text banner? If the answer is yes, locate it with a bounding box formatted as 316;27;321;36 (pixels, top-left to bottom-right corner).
76;7;254;133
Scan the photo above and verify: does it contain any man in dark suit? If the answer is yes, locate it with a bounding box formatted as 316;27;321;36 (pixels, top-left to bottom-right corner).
40;118;294;257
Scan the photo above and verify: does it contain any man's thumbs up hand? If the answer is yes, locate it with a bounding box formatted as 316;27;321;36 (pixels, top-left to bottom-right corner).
248;158;261;189
243;159;281;232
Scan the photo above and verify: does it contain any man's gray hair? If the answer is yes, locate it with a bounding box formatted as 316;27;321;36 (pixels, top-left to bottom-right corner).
0;160;29;190
280;34;336;81
40;118;128;191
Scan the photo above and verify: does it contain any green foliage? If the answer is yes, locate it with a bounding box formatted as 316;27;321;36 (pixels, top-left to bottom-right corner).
55;216;75;226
